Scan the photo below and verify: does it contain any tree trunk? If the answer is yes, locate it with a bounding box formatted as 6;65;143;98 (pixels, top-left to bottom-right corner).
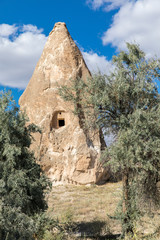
122;172;129;214
122;171;133;236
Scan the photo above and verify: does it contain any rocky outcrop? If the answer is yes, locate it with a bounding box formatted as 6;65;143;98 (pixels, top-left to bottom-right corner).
19;22;108;185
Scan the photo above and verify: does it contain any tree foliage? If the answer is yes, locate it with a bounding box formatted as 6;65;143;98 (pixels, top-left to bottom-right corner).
0;91;51;240
105;108;160;235
59;43;160;237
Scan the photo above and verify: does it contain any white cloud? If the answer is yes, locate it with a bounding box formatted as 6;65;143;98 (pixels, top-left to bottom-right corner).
82;51;113;74
22;24;44;34
0;24;47;88
86;0;130;11
102;0;160;58
0;23;112;89
0;24;17;37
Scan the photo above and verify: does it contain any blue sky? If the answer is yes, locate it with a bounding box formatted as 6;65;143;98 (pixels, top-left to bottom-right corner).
0;0;160;105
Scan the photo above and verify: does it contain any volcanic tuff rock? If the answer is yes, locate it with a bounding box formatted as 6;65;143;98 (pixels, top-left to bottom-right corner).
19;22;108;185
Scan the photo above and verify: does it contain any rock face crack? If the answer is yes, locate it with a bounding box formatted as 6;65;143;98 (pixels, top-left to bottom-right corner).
19;22;109;185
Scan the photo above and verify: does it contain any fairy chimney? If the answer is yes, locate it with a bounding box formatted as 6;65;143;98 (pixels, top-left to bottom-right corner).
19;22;108;185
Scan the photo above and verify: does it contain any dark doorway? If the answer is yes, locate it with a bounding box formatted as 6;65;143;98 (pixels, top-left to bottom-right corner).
59;119;65;127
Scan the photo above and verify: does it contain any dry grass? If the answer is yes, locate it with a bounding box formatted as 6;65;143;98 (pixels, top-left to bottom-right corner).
48;181;122;237
48;182;122;223
47;182;160;239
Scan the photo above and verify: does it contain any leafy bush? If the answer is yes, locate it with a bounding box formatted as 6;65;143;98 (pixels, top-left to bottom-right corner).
0;91;51;240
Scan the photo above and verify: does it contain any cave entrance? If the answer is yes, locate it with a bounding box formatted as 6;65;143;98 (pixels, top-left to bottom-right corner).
58;119;65;127
51;111;66;129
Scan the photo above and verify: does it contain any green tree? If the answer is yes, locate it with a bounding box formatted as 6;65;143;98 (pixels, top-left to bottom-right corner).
105;108;160;236
59;43;160;237
0;91;51;240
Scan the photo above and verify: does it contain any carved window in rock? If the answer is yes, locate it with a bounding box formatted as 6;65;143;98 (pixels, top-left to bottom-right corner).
51;111;66;129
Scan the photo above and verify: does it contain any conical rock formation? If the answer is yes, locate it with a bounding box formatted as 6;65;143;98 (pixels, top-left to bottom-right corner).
19;22;108;185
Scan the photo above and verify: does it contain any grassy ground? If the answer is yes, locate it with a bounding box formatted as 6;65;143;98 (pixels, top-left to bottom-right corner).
47;182;160;239
47;182;122;238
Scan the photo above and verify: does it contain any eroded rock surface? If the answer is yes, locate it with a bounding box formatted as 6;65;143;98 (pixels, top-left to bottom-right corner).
19;22;108;185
